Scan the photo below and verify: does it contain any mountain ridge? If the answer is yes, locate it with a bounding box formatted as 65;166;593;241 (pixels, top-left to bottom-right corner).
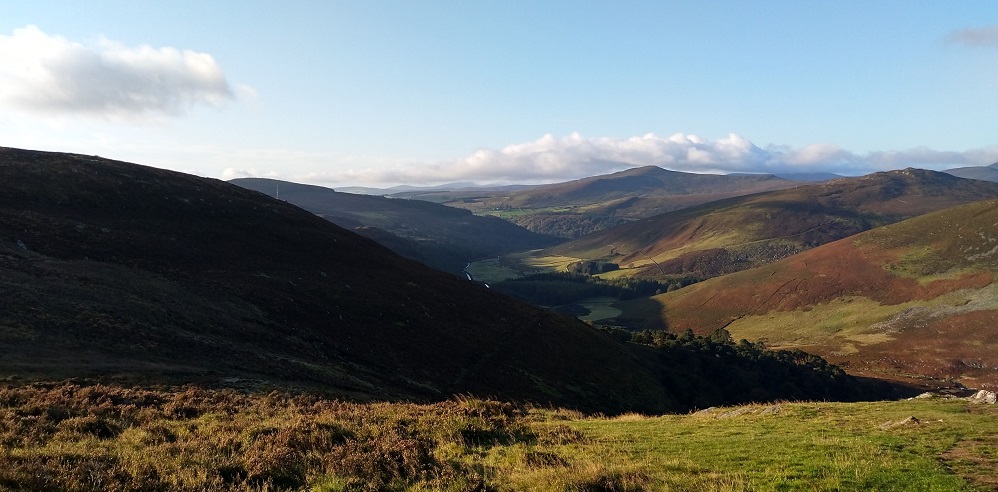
544;168;998;281
437;165;802;239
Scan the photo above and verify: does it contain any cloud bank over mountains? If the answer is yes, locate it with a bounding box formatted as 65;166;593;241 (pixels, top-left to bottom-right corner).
241;132;998;187
0;25;239;119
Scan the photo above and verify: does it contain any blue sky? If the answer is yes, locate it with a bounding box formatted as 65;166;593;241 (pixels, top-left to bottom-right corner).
1;1;996;186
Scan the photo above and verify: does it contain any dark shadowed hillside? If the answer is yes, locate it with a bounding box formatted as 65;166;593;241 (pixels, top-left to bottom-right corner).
230;178;561;274
0;147;672;413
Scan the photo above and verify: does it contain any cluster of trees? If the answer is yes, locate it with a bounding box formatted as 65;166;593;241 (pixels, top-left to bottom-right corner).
493;272;694;306
604;327;904;408
506;213;629;239
567;260;619;275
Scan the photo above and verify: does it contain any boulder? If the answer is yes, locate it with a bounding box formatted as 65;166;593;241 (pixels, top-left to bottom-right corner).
967;390;997;404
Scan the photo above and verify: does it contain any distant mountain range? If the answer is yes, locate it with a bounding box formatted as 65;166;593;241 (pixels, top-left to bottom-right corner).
338;182;536;195
324;167;840;241
230;178;561;274
944;162;998;182
492;165;797;212
760;171;844;182
427;166;802;238
547;168;998;281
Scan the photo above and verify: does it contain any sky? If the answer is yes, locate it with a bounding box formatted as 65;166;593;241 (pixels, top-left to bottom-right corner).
1;1;997;187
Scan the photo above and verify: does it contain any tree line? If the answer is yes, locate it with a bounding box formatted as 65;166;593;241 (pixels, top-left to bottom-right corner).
603;327;908;408
493;272;697;306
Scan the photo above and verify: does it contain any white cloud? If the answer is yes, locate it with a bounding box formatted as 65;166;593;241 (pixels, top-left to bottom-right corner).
946;25;998;47
0;25;238;119
293;133;998;187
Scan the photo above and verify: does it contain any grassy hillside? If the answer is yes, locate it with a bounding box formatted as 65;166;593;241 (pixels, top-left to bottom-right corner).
1;382;994;491
230;178;562;274
540;169;998;283
642;199;998;388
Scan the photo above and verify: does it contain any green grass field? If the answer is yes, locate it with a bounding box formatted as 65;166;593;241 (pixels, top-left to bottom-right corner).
562;398;998;491
2;383;996;491
467;251;587;284
576;297;623;322
465;258;523;283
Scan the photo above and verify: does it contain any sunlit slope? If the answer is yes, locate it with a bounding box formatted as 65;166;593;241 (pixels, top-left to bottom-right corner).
548;169;998;281
648;199;998;387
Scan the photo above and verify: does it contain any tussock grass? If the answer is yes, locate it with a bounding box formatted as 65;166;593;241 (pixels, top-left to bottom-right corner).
1;383;996;490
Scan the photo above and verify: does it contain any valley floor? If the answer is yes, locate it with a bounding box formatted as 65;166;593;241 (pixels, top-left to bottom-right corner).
0;383;995;491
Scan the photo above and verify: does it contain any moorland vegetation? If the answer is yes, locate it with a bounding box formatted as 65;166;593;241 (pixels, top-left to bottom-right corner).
1;382;995;491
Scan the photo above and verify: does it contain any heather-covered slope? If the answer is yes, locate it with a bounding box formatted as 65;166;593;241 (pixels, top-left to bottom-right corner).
0;147;670;413
230;178;561;274
644;199;998;388
546;169;998;282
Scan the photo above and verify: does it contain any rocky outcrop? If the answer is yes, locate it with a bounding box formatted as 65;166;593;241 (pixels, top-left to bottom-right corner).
967;390;997;404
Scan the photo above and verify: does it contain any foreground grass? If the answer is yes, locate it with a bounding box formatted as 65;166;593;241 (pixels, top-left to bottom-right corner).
565;399;998;490
0;383;995;491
